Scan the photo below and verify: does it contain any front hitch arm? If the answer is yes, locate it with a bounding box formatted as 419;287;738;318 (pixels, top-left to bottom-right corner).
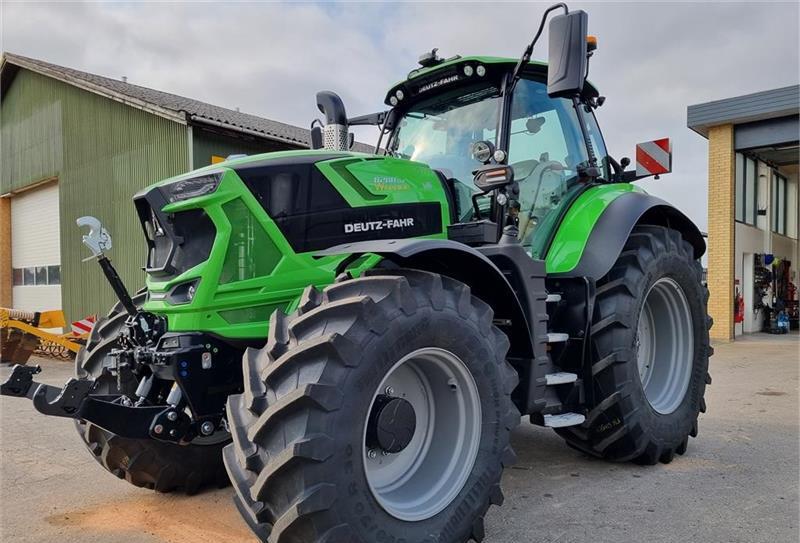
0;364;192;443
1;364;97;416
0;364;43;399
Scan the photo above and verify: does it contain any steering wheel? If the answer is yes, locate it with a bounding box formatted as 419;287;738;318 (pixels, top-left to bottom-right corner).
516;160;565;243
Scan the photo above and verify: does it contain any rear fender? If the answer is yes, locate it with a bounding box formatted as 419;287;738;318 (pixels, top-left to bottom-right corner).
547;186;705;279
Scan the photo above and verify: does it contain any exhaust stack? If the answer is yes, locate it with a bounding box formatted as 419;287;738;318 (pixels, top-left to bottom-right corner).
315;91;349;151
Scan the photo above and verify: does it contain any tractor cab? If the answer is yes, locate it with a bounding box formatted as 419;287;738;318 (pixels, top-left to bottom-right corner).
382;55;609;256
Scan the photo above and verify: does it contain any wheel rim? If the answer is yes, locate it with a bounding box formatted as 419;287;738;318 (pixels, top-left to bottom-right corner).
636;277;695;415
363;347;482;521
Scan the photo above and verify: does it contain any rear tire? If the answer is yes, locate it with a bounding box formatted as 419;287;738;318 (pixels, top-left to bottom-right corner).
74;293;229;493
556;225;712;464
224;269;519;542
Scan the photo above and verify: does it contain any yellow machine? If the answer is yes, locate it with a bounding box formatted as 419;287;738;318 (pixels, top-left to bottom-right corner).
0;308;87;363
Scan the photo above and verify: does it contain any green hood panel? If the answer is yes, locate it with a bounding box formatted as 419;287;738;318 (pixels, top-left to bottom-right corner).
139;150;451;339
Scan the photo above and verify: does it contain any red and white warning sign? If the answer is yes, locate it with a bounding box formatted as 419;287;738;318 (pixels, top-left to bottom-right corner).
71;315;96;335
635;138;672;177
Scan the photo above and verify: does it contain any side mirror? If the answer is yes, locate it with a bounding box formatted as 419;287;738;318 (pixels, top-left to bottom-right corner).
547;10;589;98
473;164;515;194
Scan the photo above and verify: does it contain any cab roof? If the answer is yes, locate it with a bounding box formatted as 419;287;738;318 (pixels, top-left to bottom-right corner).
385;55;599;107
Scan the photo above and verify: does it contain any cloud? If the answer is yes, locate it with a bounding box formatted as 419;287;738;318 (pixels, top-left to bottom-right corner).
3;1;798;231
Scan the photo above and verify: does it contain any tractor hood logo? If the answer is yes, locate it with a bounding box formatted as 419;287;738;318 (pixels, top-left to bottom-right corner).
418;74;460;93
372;176;410;192
344;218;415;233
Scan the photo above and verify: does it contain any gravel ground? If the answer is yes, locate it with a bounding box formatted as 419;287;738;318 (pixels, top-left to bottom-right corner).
1;333;797;543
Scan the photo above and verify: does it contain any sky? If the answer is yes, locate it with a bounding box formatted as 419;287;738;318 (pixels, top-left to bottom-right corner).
2;1;799;231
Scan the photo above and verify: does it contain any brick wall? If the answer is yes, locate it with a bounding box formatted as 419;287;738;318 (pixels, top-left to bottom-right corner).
706;124;735;341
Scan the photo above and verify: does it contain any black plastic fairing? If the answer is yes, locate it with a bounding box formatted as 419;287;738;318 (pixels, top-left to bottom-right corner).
234;157;443;254
134;190;215;280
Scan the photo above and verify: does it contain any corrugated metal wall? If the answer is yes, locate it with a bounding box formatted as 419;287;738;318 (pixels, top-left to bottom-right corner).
192;126;299;169
2;68;311;321
1;71;63;193
2;69;188;320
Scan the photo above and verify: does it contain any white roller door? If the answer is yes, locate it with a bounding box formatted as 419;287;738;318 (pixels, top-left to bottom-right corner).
11;182;62;313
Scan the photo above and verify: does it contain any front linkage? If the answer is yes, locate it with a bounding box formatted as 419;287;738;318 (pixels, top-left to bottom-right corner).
0;216;242;445
1;334;241;445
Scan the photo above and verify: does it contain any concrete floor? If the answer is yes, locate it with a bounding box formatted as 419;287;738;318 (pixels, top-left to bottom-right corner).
1;333;797;543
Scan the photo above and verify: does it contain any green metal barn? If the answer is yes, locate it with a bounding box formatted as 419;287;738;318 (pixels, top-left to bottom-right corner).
0;53;331;323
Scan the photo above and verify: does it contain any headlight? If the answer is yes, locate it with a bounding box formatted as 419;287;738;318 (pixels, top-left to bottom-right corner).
162;173;221;203
166;279;200;305
463;65;474;77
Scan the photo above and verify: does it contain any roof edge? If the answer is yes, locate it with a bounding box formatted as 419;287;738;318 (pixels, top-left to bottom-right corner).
687;85;800;138
2;52;186;125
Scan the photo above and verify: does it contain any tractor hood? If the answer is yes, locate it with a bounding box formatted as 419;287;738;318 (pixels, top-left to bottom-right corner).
134;151;451;283
220;151;450;254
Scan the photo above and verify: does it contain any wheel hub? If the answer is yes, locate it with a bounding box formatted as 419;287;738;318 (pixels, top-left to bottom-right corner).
366;395;417;454
635;277;695;415
363;347;482;521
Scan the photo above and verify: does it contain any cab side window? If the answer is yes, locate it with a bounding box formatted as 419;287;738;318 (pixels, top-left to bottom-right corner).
506;78;588;252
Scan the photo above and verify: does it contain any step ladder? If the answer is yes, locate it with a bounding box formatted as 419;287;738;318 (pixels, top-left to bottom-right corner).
533;291;585;428
543;412;586;428
545;372;577;385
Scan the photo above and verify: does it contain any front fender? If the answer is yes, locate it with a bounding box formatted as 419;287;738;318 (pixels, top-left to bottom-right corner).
546;184;705;279
317;239;535;359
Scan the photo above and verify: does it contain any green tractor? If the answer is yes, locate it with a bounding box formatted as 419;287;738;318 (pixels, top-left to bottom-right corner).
1;4;711;542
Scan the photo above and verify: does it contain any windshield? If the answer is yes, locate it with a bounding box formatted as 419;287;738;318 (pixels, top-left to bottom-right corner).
391;82;502;220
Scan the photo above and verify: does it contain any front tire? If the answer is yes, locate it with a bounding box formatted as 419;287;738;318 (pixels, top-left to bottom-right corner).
224;269;519;542
556;225;712;464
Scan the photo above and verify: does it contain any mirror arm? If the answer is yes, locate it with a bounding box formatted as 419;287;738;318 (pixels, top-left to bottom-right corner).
509;3;570;93
348;111;388;127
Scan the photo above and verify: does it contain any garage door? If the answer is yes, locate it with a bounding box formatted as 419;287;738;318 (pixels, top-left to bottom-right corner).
11;182;62;314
